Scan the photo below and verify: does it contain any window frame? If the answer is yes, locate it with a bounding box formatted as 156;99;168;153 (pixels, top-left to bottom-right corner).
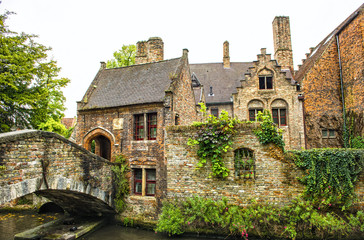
259;75;273;90
134;114;145;140
248;108;263;121
147;113;157;140
322;129;336;139
211;108;219;118
146;169;156;196
272;108;287;126
132;168;156;197
133;168;143;195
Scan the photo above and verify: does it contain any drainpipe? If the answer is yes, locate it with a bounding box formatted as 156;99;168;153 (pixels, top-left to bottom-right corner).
336;34;348;148
335;10;359;148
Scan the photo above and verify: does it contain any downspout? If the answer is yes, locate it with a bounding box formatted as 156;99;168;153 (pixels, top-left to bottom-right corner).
336;34;348;148
334;10;359;148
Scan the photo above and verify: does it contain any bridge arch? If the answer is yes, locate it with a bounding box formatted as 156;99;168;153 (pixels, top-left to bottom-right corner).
0;130;117;216
82;127;115;161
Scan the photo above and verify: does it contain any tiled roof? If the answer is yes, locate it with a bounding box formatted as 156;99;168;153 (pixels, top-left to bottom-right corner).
190;62;254;104
82;58;182;109
295;3;363;82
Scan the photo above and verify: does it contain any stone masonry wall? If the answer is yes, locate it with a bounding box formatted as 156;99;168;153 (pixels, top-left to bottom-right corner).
0;130;115;215
165;124;305;206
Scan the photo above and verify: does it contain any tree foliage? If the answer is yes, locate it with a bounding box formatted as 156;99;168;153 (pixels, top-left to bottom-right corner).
106;44;136;68
0;11;70;133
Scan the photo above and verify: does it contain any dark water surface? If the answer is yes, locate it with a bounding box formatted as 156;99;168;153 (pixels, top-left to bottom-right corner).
0;211;224;240
0;210;61;240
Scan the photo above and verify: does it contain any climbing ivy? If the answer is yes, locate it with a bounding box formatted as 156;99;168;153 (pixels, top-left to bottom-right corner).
290;148;364;210
253;110;285;149
111;154;130;212
188;104;239;178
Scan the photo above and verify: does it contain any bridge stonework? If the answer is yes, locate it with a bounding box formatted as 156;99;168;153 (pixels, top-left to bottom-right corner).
0;130;116;216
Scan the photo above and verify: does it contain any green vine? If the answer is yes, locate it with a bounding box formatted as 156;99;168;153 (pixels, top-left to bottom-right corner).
111;154;130;212
290;148;364;210
188;103;238;178
253;110;285;149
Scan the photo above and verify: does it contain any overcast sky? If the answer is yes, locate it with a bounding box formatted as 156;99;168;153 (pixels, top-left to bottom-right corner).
1;0;362;118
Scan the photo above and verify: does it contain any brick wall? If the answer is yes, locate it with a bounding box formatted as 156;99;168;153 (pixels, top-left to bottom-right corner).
165;124;305;206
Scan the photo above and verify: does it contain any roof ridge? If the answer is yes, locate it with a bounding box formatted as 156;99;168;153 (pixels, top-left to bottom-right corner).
104;57;182;70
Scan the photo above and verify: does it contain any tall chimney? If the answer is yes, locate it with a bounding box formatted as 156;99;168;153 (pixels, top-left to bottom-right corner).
272;16;294;70
147;37;164;62
135;41;148;64
223;41;230;69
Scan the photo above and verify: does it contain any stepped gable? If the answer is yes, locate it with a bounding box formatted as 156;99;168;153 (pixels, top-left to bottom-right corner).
190;62;253;104
82;57;182;109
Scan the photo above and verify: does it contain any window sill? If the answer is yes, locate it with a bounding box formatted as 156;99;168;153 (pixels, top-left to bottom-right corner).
131;140;157;144
130;195;156;201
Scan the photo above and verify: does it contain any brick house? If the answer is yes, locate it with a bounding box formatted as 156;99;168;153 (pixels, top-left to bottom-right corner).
296;4;364;149
75;37;198;213
191;17;305;150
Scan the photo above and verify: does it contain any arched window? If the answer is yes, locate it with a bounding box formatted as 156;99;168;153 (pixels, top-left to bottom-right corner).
234;148;255;179
248;100;264;121
271;99;288;126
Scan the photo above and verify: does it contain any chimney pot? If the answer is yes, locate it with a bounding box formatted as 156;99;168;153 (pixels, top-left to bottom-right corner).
100;61;106;70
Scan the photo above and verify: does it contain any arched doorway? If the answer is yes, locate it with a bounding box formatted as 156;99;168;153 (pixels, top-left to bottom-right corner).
88;135;111;160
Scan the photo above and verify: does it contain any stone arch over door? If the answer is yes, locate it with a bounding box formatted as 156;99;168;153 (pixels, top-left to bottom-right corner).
83;127;115;160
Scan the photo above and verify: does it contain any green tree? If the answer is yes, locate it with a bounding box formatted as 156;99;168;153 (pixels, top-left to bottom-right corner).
106;44;136;68
0;11;70;133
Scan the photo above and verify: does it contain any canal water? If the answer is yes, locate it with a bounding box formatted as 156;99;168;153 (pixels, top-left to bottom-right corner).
0;210;224;240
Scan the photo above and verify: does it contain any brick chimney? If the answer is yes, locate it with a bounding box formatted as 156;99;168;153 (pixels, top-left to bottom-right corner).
135;37;164;64
223;41;230;69
272;16;294;70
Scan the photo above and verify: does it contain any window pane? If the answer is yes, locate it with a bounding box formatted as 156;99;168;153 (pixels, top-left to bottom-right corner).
272;109;279;124
147;183;156;195
134;169;142;180
322;129;328;137
211;109;219;118
280;109;286;126
149;114;157;125
329;130;335;137
135;182;142;194
147;169;156;181
150;128;157;139
266;77;273;89
249;110;256;121
259;77;265;89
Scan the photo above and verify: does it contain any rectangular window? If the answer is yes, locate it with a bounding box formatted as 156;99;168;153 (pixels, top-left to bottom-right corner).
211;108;219;118
146;169;156;196
249;109;263;121
134;169;142;195
272;108;287;126
147;113;157;140
322;129;335;138
134;114;144;140
133;168;156;196
259;76;273;90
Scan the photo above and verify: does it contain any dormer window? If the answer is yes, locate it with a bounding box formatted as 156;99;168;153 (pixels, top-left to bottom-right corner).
259;75;273;89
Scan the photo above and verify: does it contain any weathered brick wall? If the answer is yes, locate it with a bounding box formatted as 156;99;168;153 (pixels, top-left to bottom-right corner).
76;103;166;215
0;130;115;215
233;49;305;150
169;50;198;126
340;11;364;136
165;124;305;206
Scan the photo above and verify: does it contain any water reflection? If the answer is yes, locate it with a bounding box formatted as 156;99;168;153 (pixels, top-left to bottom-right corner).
82;224;219;240
0;211;61;240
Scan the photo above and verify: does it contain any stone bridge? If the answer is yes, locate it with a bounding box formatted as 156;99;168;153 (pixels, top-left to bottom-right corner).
0;130;117;216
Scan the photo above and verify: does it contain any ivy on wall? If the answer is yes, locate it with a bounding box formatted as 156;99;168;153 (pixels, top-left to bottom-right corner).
188;104;238;178
289;148;364;210
111;154;130;212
